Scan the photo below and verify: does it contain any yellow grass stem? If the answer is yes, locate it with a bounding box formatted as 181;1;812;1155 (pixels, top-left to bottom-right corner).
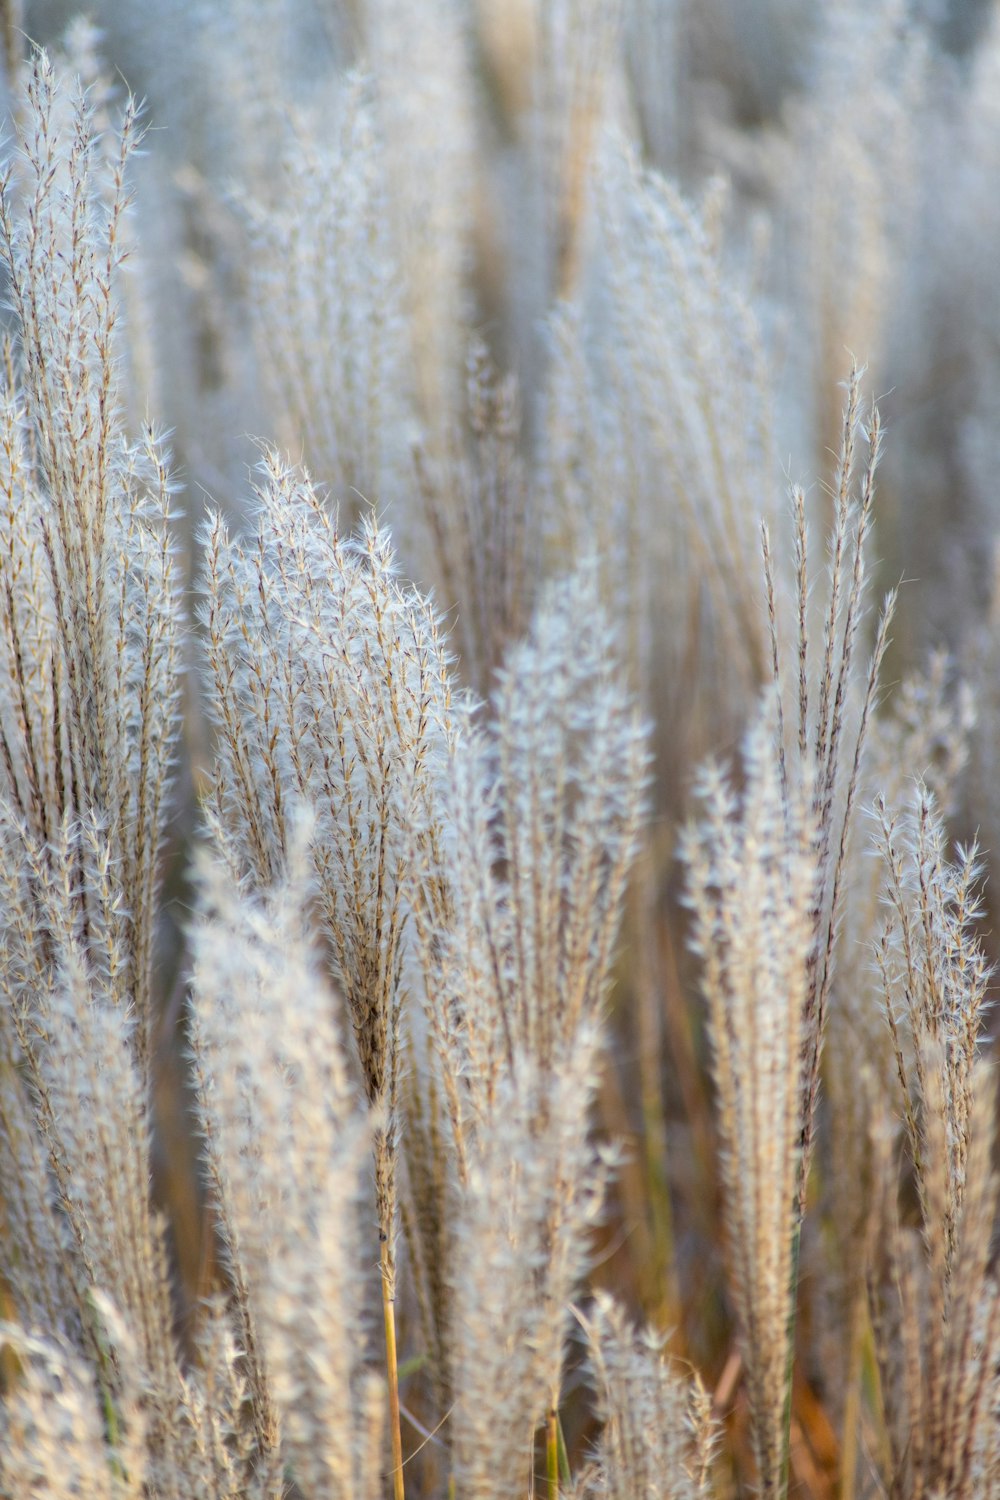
776;1216;802;1500
381;1236;405;1500
546;1406;559;1500
557;1412;570;1484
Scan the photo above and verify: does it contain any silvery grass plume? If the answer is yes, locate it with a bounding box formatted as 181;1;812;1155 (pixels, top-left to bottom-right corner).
188;836;383;1500
233;71;411;520
201;449;452;1494
405;563;648;1494
868;1067;1000;1500
866;793;1000;1498
829;655;974;1136
760;363;896;1204
818;656;973;1489
446;1029;608;1500
231;0;473;537
411;337;534;698
543;129;775;773
1;1293;147;1499
1;1284;253;1499
575;1292;717;1500
873;784;992;1281
0;938;220;1500
686;367;894;1496
681;697;818;1500
0;49;179;1086
0;53;254;1500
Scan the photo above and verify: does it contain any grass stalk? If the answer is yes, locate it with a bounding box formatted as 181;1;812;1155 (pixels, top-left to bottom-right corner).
775;1216;802;1500
382;1235;406;1500
545;1405;559;1500
556;1412;570;1485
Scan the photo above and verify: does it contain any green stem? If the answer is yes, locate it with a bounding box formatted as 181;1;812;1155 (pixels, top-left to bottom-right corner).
556;1412;570;1485
546;1406;559;1500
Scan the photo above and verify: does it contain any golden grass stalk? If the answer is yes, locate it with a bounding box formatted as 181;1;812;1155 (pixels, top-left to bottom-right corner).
383;1232;406;1500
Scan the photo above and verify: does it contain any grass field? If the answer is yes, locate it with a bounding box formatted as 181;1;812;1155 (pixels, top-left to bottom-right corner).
1;3;1000;1496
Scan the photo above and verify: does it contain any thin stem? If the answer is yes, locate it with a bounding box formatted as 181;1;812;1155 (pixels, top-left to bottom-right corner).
546;1406;559;1500
381;1235;405;1500
776;1216;802;1500
556;1412;570;1485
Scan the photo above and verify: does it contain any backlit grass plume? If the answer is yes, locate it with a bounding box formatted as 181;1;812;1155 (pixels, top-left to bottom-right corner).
188;837;382;1500
681;700;817;1499
577;1292;717;1500
0;51;179;1084
201;448;452;1494
407;563;648;1494
873;784;992;1275
0;51;234;1500
761;366;896;1202
867;794;1000;1496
